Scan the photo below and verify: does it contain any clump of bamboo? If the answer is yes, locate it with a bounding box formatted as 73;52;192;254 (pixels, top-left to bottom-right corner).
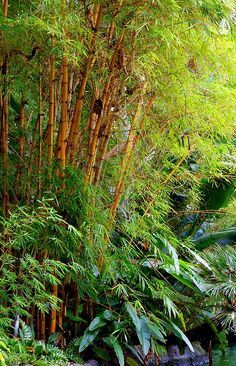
1;2;9;217
67;4;103;163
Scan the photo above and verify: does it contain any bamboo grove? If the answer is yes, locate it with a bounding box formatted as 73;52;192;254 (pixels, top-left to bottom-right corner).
0;0;236;360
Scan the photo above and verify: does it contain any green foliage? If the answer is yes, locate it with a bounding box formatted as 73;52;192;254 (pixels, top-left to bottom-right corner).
0;0;236;364
200;246;236;330
0;200;84;332
0;335;70;366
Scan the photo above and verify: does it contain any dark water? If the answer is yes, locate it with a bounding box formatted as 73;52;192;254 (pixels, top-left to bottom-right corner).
211;344;236;365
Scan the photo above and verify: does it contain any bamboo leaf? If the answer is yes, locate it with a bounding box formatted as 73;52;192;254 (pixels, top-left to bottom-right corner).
79;329;99;352
136;316;150;356
126;302;141;331
103;336;124;366
102;310;116;321
88;316;106;331
148;322;166;343
91;345;112;361
163;321;194;352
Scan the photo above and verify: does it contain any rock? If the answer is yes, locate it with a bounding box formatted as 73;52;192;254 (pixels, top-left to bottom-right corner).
159;342;209;366
84;359;99;366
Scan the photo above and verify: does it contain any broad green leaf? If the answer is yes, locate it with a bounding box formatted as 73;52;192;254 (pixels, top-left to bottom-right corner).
136;316;150;356
126;302;141;331
113;320;128;331
163;322;194;352
193;228;236;250
186;248;211;270
48;332;61;344
89;316;106;331
126;345;144;364
165;241;180;275
126;356;140;366
148;322;166;343
91;345;112;361
103;336;124;366
79;329;99;352
102;310;116;321
161;264;201;292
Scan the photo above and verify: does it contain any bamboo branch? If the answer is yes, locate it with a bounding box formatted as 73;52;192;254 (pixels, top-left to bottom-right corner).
67;5;103;162
93;89;117;186
85;31;125;184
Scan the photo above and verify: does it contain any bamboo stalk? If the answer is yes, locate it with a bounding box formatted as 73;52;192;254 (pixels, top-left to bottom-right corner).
67;5;103;162
97;90;146;271
93;90;117;186
3;0;8;17
36;308;40;339
50;285;58;334
40;312;46;341
109;95;143;218
58;285;64;331
133;94;155;148
67;73;89;162
67;67;74;118
87;93;96;149
48;54;55;176
1;0;9;215
107;21;115;46
2;95;8;217
38;83;43;199
1;57;9;216
109;87;152;218
0;92;3;139
56;57;68;181
28;117;39;176
85;31;125;184
27;305;35;328
19;92;25;160
54;70;63;125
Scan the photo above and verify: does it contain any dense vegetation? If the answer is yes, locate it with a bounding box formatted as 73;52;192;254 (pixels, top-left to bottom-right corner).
0;0;236;365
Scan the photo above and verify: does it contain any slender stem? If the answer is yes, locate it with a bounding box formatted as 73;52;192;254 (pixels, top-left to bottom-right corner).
38;82;43;199
50;285;58;334
3;0;8;17
19;92;25;160
48;54;55;177
57;57;68;182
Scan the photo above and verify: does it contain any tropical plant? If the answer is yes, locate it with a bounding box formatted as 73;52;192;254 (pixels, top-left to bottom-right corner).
0;321;72;366
200;245;236;331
